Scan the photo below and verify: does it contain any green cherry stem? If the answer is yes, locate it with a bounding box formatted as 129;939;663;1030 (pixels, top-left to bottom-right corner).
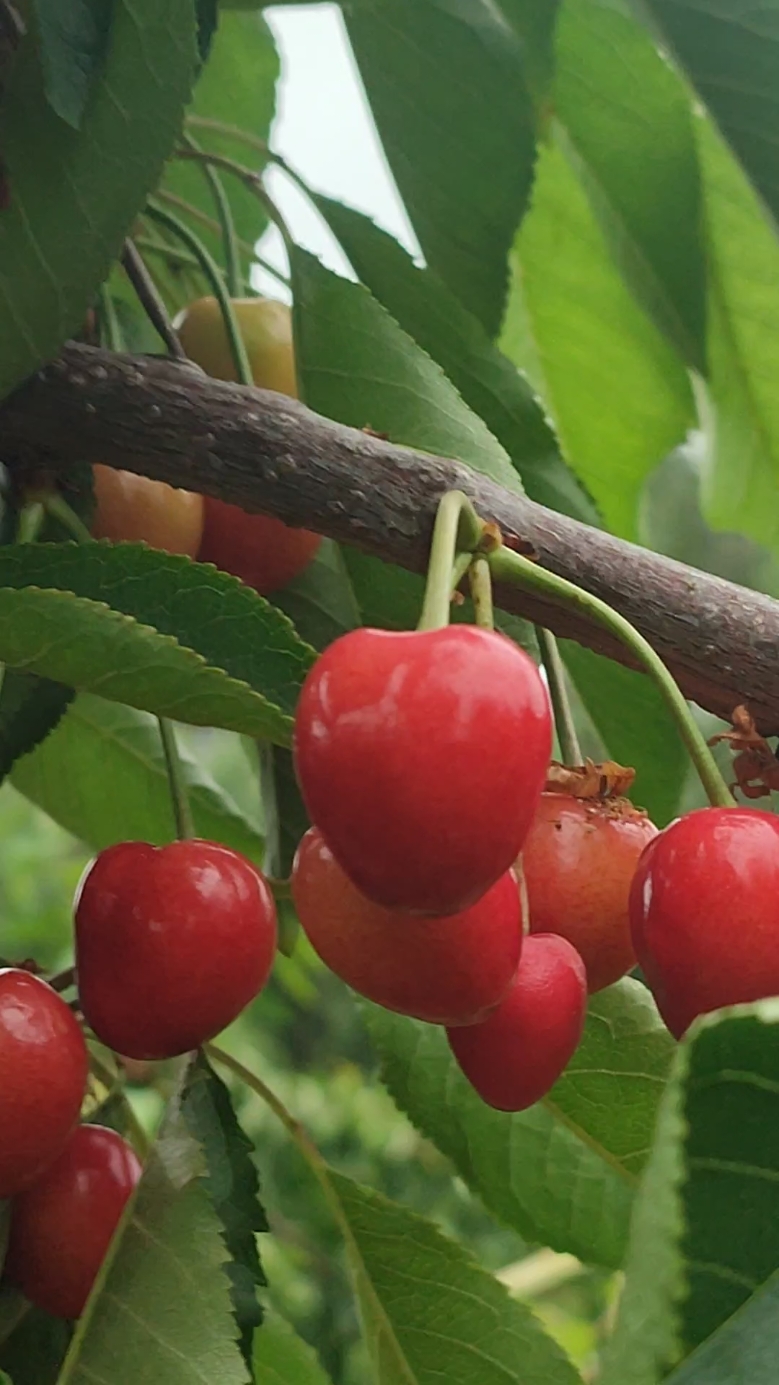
489;546;733;808
15;502;45;544
468;556;495;630
181;131;241;298
97;282;124;354
157;717;195;841
120;240;187;361
42;493;94;543
535;626;582;767
150;191;289;288
417;491;486;632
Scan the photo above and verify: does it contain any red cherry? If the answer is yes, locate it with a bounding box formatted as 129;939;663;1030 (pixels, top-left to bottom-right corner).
0;970;87;1198
75;840;277;1060
291;827;522;1024
447;934;587;1111
630;806;779;1038
199;497;321;594
5;1124;141;1319
293;626;552;915
523;793;658;992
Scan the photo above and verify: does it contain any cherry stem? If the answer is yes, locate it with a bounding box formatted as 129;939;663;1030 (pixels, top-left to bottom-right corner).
15;502;44;544
49;965;76;993
42;493;94;543
157;717;195;841
120;239;187;362
150;191;289;288
257;740;281;879
97;282;123;354
181;131;241;298
468;556;494;630
88;1050;151;1160
417;491;486;631
489;546;733;809
536;626;582;767
144;200;254;387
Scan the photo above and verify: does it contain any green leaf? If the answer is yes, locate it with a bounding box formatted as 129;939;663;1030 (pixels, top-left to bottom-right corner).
697;118;779;554
313;193;599;523
10;692;264;857
554;0;705;367
253;1313;334;1385
0;1305;71;1385
32;0;114;128
157;9;279;304
0;670;74;784
502;135;693;538
641;0;779;230
666;1267;779;1385
0;0;197;400
0;543;315;741
344;0;536;336
181;1054;267;1365
329;1170;582;1385
292;247;521;490
59;1061;250;1384
365;1004;632;1270
272;539;361;653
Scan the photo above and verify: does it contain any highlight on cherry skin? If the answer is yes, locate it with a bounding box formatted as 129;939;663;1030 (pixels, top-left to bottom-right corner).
291;827;523;1025
523;792;658;993
0;968;88;1198
630;806;779;1039
5;1124;142;1320
75;838;278;1060
293;624;553;917
446;933;588;1112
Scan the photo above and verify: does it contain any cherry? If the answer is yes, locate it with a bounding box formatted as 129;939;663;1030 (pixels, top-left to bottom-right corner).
0;970;88;1198
75;839;277;1060
447;934;587;1111
630;806;779;1038
177;294;320;593
291;827;522;1024
91;465;204;556
294;626;552;915
523;793;658;992
5;1124;141;1319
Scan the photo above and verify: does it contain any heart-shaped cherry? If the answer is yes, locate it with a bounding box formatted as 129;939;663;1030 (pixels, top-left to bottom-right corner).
75;840;277;1059
523;793;657;992
447;933;587;1111
291;827;522;1024
294;626;552;915
0;969;88;1197
630;806;779;1038
5;1124;142;1319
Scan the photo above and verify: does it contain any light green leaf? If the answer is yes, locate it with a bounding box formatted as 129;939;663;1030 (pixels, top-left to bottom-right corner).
503;135;693;538
330;1170;582;1385
253;1313;334;1385
0;543;314;741
0;0;197;399
365;1004;632;1269
0;670;74;785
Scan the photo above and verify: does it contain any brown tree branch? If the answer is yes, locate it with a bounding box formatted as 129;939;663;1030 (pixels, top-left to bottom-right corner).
2;341;778;730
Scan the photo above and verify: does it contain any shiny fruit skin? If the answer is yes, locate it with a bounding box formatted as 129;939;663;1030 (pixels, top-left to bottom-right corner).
447;934;587;1111
630;807;779;1038
294;626;552;915
199;499;321;595
0;970;88;1198
92;465;204;556
292;828;522;1024
5;1124;141;1319
523;794;658;992
75;840;277;1060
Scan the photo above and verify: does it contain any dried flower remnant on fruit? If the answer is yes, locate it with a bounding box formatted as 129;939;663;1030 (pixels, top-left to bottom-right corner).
544;759;636;801
708;704;779;799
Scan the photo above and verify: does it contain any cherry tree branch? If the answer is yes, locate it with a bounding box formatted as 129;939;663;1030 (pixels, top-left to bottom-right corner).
2;341;777;730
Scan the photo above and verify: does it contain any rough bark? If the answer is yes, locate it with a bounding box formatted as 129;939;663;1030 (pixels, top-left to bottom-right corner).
2;341;778;729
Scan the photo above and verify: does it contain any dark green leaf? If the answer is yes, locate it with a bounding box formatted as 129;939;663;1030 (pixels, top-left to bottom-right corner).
272;539;361;654
196;0;219;63
182;1054;268;1365
11;693;264;857
0;1305;71;1385
313;193;599;523
0;543;315;740
32;0;114;129
493;0;562;99
667;1267;779;1385
253;1313;334;1384
0;670;74;784
0;0;197;400
344;0;536;335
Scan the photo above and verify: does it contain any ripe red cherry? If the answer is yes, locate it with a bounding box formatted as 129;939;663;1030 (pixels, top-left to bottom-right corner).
523;793;658;992
198;498;321;595
75;840;277;1059
291;827;522;1024
630;806;779;1038
0;969;88;1198
447;934;587;1111
294;626;552;915
5;1124;141;1319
